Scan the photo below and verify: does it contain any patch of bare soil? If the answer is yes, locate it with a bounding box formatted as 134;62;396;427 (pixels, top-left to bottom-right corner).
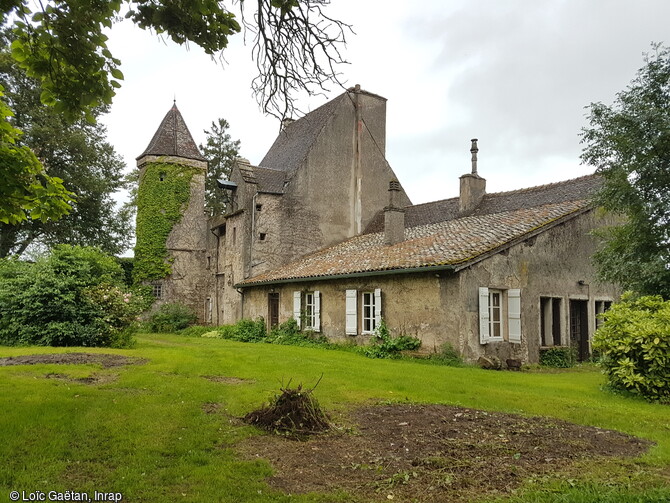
44;372;119;385
239;404;653;502
203;375;254;385
0;352;147;368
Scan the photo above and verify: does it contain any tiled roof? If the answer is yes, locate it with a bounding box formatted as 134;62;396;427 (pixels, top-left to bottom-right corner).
364;175;600;233
239;175;598;286
259;93;348;172
138;104;205;162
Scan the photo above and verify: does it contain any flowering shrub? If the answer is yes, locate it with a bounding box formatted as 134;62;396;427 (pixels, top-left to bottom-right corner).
593;293;670;401
0;245;146;347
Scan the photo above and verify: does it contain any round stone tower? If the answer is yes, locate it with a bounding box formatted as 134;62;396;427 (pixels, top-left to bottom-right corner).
134;103;211;320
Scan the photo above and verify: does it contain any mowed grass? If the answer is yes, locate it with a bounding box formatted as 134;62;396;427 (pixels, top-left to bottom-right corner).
0;333;668;502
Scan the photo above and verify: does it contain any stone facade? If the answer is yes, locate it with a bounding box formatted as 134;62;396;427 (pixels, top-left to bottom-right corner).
135;88;619;364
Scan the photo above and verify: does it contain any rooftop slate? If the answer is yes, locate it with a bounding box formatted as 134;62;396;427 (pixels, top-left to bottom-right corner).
259;93;348;172
138;104;205;162
239;175;599;286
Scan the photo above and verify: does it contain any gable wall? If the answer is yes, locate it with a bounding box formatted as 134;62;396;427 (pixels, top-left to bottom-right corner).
455;209;620;363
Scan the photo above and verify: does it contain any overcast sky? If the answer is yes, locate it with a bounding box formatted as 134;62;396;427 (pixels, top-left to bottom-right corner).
102;0;670;206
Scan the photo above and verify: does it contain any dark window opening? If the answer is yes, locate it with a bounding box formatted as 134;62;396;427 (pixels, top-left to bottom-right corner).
232;227;236;246
268;293;280;329
159;172;166;182
540;297;562;346
259;232;266;241
256;204;262;212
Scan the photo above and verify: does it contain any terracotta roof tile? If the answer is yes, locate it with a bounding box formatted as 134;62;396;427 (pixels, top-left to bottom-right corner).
239;197;590;286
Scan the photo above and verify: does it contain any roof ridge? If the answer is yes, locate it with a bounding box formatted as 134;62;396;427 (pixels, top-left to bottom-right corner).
485;173;598;197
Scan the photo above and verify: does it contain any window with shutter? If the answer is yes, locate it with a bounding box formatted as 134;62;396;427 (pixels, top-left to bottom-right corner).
508;289;521;343
479;287;490;344
345;289;357;335
293;291;301;329
313;291;321;332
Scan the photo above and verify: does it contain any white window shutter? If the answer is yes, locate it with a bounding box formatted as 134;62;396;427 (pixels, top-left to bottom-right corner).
293;291;301;329
374;288;382;328
345;289;357;335
508;289;521;343
314;290;321;332
479;287;490;344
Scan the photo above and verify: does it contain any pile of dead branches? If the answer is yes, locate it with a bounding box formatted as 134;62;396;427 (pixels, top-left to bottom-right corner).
244;379;330;438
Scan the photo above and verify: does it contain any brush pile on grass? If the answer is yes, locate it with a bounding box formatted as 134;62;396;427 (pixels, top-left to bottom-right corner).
244;381;330;438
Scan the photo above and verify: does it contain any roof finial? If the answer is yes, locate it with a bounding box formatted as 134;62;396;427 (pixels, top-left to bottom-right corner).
470;138;479;175
173;94;177;108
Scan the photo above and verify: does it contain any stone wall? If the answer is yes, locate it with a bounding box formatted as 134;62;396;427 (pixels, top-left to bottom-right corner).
239;210;620;363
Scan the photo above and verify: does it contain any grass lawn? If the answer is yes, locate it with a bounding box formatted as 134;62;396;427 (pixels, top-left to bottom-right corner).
0;333;668;502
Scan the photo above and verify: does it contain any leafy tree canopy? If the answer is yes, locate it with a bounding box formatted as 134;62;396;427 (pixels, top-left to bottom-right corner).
581;44;670;297
0;39;132;258
199;118;240;216
1;0;350;226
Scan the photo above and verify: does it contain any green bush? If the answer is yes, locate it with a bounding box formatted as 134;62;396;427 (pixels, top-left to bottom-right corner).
177;325;213;337
427;342;464;367
363;319;421;359
539;347;576;368
147;303;198;333
213;318;267;342
0;245;144;347
593;293;670;401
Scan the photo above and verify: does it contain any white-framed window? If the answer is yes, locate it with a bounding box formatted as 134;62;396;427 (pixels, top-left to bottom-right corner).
489;289;502;339
346;288;382;335
362;292;376;334
293;290;320;331
479;287;521;344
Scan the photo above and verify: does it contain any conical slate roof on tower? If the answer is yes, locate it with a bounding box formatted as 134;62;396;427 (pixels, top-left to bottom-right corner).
137;103;206;161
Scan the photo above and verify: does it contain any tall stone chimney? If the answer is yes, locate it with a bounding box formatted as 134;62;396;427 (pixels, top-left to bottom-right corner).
459;138;486;213
384;180;405;245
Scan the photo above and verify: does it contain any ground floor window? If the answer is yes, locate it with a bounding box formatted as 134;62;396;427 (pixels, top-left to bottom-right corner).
479;287;521;344
362;292;376;334
346;288;382;335
293;291;320;331
594;300;612;330
488;289;502;338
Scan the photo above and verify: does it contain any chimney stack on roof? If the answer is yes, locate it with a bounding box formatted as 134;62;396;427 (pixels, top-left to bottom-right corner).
459;138;486;214
384;180;405;245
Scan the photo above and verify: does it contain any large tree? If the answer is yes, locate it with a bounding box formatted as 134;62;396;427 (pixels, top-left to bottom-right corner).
1;0;350;225
0;43;131;258
581;44;670;297
199;118;240;216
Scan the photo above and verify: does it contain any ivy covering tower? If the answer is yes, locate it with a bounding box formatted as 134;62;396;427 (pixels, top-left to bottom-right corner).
134;103;211;315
